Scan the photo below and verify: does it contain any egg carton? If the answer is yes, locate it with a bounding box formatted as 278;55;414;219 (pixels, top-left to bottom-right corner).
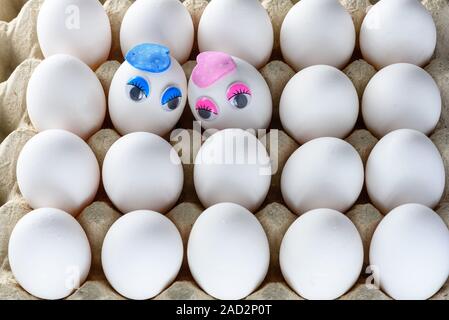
1;0;449;300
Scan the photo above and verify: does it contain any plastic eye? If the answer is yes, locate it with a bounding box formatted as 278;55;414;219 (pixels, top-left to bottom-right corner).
226;82;252;109
195;97;219;121
161;86;182;111
127;76;150;102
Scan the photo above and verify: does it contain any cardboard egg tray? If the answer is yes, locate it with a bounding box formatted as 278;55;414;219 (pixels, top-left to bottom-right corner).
0;0;449;300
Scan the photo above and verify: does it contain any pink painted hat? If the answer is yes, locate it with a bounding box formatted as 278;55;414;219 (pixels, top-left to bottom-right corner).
191;52;237;88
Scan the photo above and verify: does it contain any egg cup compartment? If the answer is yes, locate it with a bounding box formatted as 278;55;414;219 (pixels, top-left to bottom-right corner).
1;0;449;300
0;0;29;22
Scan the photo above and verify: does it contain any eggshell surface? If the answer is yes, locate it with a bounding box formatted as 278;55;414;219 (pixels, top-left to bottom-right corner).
120;0;194;64
16;130;100;216
37;0;111;69
109;46;187;136
280;208;364;300
360;0;436;69
187;203;270;300
102;132;183;214
281;137;364;215
370;203;449;300
26;54;106;140
197;0;273;69
194;129;272;212
362;63;441;138
188;53;272;131
8;208;91;300
280;65;359;144
366;129;445;214
102;210;183;300
280;0;355;71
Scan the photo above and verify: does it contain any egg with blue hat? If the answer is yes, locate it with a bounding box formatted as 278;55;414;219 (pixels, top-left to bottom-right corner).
109;43;187;136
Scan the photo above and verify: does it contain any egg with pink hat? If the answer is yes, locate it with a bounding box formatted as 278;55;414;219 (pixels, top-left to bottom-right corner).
188;52;272;131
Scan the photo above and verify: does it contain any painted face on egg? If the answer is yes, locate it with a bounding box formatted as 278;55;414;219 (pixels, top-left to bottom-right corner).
188;52;272;130
108;43;187;136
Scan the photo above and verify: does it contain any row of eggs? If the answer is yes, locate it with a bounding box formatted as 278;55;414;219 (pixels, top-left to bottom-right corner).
9;202;449;301
15;128;446;218
27;51;442;146
37;0;436;71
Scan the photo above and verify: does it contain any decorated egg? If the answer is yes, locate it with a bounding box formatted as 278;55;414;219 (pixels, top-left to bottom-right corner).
280;208;363;300
108;43;187;136
197;0;273;68
280;0;355;71
102;132;183;214
370;203;449;300
120;0;194;64
37;0;111;69
194;129;272;212
16;130;100;216
280;65;359;144
360;0;436;69
362;63;441;138
281;137;364;215
366;129;445;214
102;210;183;300
187;203;270;300
8;208;91;300
26;54;106;140
188;52;272;131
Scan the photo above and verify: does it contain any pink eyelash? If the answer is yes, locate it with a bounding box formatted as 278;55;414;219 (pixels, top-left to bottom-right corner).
226;83;252;100
195;97;218;114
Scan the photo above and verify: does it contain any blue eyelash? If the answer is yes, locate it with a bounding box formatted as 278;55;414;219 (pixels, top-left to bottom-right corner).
127;76;150;97
161;87;182;105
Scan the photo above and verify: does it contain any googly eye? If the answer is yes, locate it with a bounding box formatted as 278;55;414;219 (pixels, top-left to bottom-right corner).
226;82;252;109
195;97;219;121
127;76;150;102
161;86;182;111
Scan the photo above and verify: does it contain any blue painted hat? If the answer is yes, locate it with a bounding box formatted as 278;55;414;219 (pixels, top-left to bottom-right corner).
125;43;171;73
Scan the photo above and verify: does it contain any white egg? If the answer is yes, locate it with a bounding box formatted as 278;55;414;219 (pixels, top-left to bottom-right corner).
37;0;111;69
102;132;183;214
281;137;364;215
109;43;187;136
187;203;270;300
188;52;272;131
16;130;100;216
362;63;441;138
194;129;272;212
370;203;449;300
102;210;183;300
197;0;273;69
120;0;194;64
366;129;445;214
360;0;436;69
280;208;363;300
8;208;91;300
280;0;355;71
280;65;359;144
26;54;106;140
